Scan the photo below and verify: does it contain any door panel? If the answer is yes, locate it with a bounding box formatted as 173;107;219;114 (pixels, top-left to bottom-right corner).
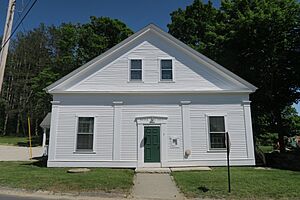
144;127;160;163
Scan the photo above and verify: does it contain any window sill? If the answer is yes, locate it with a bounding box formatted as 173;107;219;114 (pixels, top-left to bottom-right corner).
127;80;144;83
159;80;175;83
73;150;96;154
207;149;227;153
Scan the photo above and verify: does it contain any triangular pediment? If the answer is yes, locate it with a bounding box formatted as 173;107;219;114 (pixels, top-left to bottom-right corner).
46;24;256;94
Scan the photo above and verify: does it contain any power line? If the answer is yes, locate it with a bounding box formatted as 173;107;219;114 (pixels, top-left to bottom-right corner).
0;0;38;51
15;0;34;32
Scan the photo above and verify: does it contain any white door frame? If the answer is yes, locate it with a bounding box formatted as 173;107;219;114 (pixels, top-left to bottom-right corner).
135;115;168;168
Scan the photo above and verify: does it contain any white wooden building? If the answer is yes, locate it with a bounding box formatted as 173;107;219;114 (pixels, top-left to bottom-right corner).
46;24;257;168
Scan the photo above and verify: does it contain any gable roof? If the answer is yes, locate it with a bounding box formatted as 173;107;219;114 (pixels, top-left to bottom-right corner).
40;112;51;129
46;24;257;93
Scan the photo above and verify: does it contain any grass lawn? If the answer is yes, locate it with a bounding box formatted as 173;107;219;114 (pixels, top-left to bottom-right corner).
259;145;273;153
0;136;28;146
0;136;41;146
0;161;134;194
172;167;300;200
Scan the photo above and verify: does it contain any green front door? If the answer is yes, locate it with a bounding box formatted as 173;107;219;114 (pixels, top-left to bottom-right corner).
144;126;160;163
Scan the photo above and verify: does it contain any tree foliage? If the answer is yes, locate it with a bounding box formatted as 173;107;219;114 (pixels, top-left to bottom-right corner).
0;17;133;136
168;0;300;150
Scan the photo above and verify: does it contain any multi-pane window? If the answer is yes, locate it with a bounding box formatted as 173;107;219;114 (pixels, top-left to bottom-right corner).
76;117;94;151
130;59;142;80
209;116;226;149
160;59;173;81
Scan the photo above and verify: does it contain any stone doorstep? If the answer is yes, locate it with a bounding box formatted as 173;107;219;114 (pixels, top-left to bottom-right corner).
135;167;211;173
135;167;171;173
170;166;212;172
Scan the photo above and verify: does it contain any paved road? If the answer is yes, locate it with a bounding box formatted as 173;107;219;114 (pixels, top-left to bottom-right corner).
0;194;50;200
0;194;127;200
0;145;43;161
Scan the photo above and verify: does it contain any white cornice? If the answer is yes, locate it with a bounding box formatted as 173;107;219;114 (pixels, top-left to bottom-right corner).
49;90;253;94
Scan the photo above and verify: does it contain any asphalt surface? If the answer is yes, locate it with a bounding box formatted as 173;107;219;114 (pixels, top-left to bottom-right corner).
0;145;43;161
0;194;48;200
0;194;73;200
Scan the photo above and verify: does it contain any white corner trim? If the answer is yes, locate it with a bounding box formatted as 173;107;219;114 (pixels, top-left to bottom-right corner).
180;100;191;105
242;100;251;105
181;102;192;158
242;102;255;159
112;101;124;105
51;101;60;105
113;102;123;160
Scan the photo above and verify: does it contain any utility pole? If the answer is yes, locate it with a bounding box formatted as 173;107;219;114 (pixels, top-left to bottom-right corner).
0;0;16;93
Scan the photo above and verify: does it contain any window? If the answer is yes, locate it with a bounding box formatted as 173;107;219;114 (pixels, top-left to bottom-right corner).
208;116;226;149
76;117;94;151
169;136;179;148
130;59;142;80
160;59;173;81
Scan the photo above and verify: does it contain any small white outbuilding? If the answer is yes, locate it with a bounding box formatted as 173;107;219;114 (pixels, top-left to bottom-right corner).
45;24;257;168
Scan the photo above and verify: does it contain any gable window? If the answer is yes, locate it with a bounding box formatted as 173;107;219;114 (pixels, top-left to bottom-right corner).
76;117;94;151
130;59;142;81
160;59;173;81
208;116;226;149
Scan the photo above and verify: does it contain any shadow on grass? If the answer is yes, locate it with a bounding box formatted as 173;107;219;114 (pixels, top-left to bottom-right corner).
22;156;48;168
265;151;300;171
198;186;209;193
17;137;42;147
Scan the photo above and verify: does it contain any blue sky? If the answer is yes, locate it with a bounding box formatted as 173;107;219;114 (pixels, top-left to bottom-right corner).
0;0;299;114
1;0;213;32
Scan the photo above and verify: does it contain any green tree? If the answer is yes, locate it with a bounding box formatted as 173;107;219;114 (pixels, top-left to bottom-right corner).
31;67;60;123
49;23;80;75
168;0;300;151
77;16;133;65
281;106;300;136
0;16;133;137
168;0;224;59
1;24;53;136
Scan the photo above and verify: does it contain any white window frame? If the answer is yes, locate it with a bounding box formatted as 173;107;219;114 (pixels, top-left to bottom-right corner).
205;114;228;152
74;115;97;154
128;58;144;82
158;57;175;82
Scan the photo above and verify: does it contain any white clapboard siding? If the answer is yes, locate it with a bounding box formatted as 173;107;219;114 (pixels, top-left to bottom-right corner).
120;105;183;161
189;104;247;160
54;106;114;161
68;41;243;92
52;97;249;164
47;25;255;167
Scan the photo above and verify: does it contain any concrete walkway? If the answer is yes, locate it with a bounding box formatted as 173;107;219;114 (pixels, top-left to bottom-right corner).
0;145;43;161
132;173;185;200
